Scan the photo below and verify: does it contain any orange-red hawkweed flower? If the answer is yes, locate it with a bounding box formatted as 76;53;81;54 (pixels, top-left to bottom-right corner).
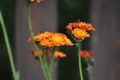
32;50;43;59
72;29;90;40
54;51;66;59
28;0;43;3
80;50;93;58
66;21;95;40
28;31;73;47
66;22;95;31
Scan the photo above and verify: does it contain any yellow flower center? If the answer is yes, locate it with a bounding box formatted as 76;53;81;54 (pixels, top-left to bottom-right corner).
51;34;64;44
72;29;90;40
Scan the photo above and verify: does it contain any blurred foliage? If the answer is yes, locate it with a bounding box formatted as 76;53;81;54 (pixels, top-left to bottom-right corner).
58;0;90;80
0;0;15;80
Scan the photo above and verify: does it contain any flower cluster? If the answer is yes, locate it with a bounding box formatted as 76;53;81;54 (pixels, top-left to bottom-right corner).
65;21;95;80
66;21;95;40
28;31;73;47
27;21;95;80
28;31;71;80
0;0;96;79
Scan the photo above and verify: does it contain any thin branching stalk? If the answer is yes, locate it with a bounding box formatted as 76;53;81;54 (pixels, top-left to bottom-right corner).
26;3;48;80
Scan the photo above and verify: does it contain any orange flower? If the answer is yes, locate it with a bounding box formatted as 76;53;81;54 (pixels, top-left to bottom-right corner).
28;31;53;42
66;22;95;31
40;39;53;47
28;31;73;47
32;50;43;59
50;33;73;46
72;29;90;40
66;23;73;30
28;0;42;3
50;33;65;46
78;22;95;31
29;0;35;3
32;50;66;59
80;50;93;58
66;21;95;40
54;51;66;59
36;0;42;3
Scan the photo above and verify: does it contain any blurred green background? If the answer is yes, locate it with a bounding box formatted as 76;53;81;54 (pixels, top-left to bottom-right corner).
0;0;90;80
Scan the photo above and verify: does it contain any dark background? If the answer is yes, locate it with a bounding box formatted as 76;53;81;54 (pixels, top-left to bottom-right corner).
1;0;120;80
0;0;15;80
0;0;90;80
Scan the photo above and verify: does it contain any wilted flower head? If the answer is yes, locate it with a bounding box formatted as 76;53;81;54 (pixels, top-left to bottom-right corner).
66;21;95;40
28;31;73;47
54;51;66;59
32;50;43;59
80;50;94;59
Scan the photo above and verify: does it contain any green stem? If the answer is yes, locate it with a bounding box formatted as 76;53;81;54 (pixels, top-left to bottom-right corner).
49;56;54;80
78;41;84;80
26;3;48;80
43;52;54;80
0;11;18;80
43;56;50;80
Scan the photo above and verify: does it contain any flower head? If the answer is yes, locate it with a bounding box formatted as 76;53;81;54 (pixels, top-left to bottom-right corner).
80;50;93;58
72;29;90;40
28;31;73;47
54;51;66;59
27;0;43;3
32;50;43;59
50;33;65;46
66;22;95;31
32;50;66;59
66;21;95;40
